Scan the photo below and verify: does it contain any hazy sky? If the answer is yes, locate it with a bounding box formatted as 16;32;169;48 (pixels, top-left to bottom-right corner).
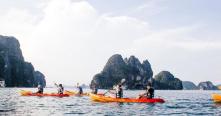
0;0;221;86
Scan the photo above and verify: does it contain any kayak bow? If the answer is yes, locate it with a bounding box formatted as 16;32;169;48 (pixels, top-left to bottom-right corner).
212;93;221;103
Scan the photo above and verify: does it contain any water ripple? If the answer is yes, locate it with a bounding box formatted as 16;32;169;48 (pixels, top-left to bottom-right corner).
1;88;221;115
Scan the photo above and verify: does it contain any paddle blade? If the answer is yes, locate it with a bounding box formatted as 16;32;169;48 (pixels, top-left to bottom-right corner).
121;78;126;84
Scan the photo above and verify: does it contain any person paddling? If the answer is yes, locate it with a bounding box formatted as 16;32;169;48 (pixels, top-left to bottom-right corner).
77;83;83;94
91;85;98;94
105;79;125;98
55;83;64;94
115;84;123;98
139;83;154;99
36;84;43;94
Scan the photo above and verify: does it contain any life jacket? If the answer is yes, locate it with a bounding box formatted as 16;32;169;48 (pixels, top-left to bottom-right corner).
78;86;83;94
92;88;98;94
146;87;154;98
58;86;64;94
37;86;44;93
116;87;123;98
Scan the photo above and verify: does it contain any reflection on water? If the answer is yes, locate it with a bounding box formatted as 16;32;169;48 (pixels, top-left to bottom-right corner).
0;88;221;115
214;103;221;107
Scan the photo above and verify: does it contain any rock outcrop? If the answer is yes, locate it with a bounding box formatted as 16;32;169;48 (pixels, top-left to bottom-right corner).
0;35;46;87
153;71;183;90
34;71;46;87
182;81;198;90
90;54;153;89
197;81;218;90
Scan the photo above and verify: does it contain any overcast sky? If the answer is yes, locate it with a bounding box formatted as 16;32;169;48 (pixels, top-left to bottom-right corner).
0;0;221;86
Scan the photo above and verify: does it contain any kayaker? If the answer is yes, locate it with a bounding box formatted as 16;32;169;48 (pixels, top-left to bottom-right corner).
91;85;98;94
105;79;125;98
36;84;43;94
77;83;83;94
115;84;123;98
55;83;64;94
139;83;154;99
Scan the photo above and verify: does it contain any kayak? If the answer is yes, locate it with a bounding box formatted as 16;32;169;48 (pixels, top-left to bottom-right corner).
20;90;69;97
218;86;221;90
211;93;221;103
64;90;89;96
89;93;165;103
64;91;103;96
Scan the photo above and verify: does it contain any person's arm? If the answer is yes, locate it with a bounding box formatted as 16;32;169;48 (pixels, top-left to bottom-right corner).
108;90;116;94
54;83;59;88
139;93;145;97
138;91;147;98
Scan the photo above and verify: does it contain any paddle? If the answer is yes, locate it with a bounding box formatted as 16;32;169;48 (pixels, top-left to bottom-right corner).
54;82;58;87
20;89;31;93
103;78;126;95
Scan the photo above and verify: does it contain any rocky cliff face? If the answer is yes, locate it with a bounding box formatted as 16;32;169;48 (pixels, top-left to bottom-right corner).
153;71;183;90
197;81;218;90
90;54;153;89
91;54;183;90
182;81;198;90
34;71;46;87
0;35;46;87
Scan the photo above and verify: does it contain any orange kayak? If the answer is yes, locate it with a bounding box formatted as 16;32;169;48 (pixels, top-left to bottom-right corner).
20;90;69;97
212;93;221;103
89;93;165;103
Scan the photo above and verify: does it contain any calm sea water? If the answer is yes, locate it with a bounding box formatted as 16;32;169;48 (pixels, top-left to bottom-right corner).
0;88;221;116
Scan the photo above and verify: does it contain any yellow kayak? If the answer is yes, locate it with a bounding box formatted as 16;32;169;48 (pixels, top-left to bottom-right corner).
89;93;165;103
20;90;69;97
64;90;89;96
212;93;221;103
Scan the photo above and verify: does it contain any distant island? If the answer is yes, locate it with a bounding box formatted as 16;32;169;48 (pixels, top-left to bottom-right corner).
90;54;183;90
0;35;46;87
90;54;219;90
182;81;198;90
183;81;218;90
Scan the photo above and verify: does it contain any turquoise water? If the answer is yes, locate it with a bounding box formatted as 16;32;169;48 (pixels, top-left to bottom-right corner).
0;88;221;116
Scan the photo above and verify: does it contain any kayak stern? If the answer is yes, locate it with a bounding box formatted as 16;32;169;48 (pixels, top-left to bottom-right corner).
212;94;221;103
